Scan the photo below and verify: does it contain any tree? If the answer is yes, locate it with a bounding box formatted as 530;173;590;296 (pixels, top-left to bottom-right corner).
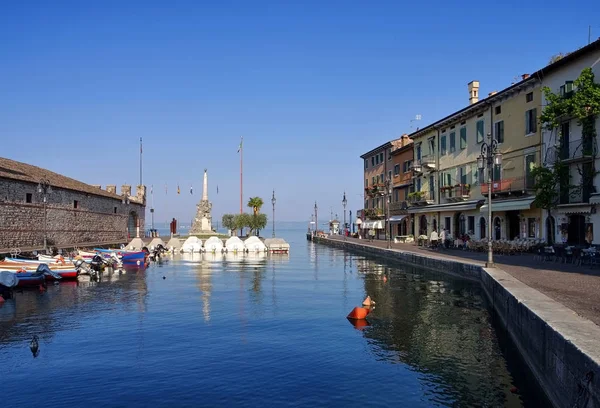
234;213;251;235
222;214;235;232
247;197;264;216
248;213;267;236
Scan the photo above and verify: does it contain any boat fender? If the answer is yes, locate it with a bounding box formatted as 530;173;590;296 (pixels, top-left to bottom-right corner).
347;306;370;320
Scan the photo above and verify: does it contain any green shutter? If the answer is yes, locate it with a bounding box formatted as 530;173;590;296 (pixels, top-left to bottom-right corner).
460;128;467;149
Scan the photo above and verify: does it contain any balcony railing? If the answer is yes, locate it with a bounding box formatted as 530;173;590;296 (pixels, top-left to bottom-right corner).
421;155;436;169
363;208;385;219
441;184;471;202
389;200;409;212
558;138;597;162
481;176;535;195
408;191;435;205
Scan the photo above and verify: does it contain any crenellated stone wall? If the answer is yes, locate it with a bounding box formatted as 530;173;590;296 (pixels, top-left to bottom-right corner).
0;178;145;251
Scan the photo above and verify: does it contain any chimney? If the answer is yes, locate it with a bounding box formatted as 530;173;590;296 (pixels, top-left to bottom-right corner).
106;185;117;194
121;185;131;197
522;73;530;80
488;91;498;97
91;184;101;189
468;80;480;105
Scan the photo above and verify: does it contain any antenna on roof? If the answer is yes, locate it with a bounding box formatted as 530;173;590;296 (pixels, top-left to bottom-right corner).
410;114;422;131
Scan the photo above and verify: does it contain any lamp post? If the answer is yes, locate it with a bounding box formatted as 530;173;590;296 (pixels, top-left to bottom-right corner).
314;201;318;234
477;132;502;268
385;179;392;249
271;189;276;237
37;178;52;252
342;192;347;239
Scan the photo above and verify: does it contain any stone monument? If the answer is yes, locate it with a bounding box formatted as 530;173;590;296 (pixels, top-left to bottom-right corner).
189;169;213;234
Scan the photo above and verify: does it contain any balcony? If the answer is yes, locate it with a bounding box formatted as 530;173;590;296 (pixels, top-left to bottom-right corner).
558;138;597;163
363;208;385;219
421;155;436;170
481;177;535;195
389;200;409;212
441;184;471;202
408;191;435;206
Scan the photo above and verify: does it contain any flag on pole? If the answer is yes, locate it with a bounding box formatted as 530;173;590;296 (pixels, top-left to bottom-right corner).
237;136;243;153
190;185;193;194
150;185;153;195
217;185;219;194
177;184;180;195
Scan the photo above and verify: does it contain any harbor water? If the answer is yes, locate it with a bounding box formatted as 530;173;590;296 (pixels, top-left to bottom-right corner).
0;224;547;407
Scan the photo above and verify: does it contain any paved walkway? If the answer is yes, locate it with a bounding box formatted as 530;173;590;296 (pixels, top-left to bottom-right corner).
326;235;600;327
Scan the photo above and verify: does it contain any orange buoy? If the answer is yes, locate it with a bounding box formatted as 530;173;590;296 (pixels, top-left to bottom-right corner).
347;306;370;320
347;318;370;330
362;296;375;307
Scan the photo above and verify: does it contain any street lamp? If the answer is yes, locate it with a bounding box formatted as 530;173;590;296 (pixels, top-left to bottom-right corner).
385;179;392;249
37;178;52;252
271;189;276;237
478;132;502;267
342;192;347;239
314;201;318;235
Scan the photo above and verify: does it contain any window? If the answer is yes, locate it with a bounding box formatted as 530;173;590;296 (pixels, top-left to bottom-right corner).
365;179;368;187
525;108;537;135
449;132;456;152
460;127;467;149
441;134;447;155
460;166;468;184
25;193;32;203
526;92;533;103
416;143;422;161
444;217;451;232
406;160;412;172
476;120;484;143
379;152;384;163
565;81;574;94
381;173;384;183
372;198;375;208
375;155;379;165
376;197;381;208
528;218;536;238
365;200;368;209
365;159;369;169
371;157;375;166
114;206;117;214
416;178;421;192
471;164;479;185
495;121;504;143
74;200;79;209
428;137;435;154
388;149;392;160
373;176;376;185
394;189;399;202
429;175;435;200
495;106;501;115
388;170;392;181
525;154;535;188
493;164;502;181
394;164;400;176
468;216;475;234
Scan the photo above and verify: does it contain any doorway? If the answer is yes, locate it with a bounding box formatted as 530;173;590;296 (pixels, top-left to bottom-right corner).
480;217;486;239
506;211;520;240
568;214;586;246
419;215;428;236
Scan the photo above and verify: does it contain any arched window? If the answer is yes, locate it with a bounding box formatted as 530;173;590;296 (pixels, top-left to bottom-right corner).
419;215;428;235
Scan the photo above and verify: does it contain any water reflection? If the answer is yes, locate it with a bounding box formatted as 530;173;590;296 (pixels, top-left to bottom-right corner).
355;256;546;407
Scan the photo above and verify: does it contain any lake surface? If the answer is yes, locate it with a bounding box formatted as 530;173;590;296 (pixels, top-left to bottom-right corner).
0;226;547;407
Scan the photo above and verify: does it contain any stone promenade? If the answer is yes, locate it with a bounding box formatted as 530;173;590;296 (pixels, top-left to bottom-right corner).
328;235;600;327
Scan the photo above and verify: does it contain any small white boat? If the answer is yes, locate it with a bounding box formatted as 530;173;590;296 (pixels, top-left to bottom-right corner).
181;236;203;253
244;236;267;253
204;237;224;253
225;237;245;253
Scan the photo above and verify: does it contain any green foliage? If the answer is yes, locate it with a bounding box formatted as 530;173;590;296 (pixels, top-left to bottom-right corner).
221;214;235;231
530;163;570;212
247;197;264;215
247;213;267;235
234;213;251;231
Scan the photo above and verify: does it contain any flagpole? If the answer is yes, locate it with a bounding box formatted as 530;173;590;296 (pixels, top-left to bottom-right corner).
139;137;143;186
151;185;155;231
240;136;243;214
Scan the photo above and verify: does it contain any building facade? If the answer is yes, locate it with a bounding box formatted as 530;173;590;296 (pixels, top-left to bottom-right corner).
0;157;145;251
538;40;600;246
361;140;393;238
389;135;413;236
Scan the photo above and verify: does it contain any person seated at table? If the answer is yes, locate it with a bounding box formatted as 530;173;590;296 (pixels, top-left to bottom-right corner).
430;230;439;249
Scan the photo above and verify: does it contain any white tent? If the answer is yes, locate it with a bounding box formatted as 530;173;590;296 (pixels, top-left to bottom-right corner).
204;236;224;253
182;236;203;253
127;237;145;251
244;236;267;252
167;237;182;251
264;238;290;253
225;236;245;252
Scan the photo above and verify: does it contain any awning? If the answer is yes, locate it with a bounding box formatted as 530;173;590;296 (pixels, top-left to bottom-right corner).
479;197;534;213
388;215;407;222
362;221;384;229
355;218;363;225
408;200;482;214
590;194;600;204
556;204;592;214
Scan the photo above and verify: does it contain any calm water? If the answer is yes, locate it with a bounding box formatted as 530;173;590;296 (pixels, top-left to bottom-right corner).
0;225;547;407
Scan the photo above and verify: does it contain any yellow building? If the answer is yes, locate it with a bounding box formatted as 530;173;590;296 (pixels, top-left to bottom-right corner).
408;77;542;242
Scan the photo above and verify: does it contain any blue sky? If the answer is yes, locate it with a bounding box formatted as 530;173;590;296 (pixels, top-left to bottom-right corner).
1;1;599;223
